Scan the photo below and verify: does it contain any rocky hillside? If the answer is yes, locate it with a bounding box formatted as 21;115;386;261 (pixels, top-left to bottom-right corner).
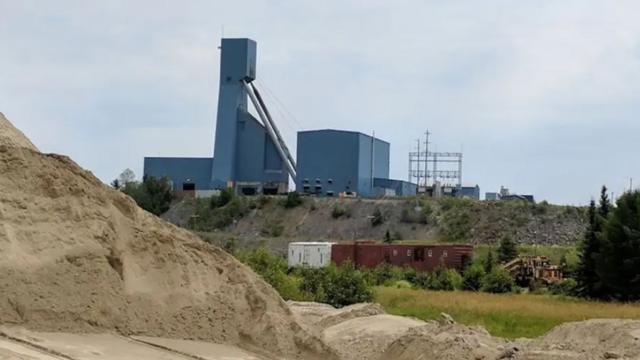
164;195;586;247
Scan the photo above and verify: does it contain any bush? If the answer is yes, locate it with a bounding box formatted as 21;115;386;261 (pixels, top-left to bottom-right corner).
298;263;373;307
413;267;462;291
261;221;284;237
549;278;578;296
324;262;373;307
371;208;384;226
497;235;518;264
281;192;303;208
482;268;515;293
236;248;307;300
462;263;486;291
122;176;173;215
331;204;348;219
211;188;234;208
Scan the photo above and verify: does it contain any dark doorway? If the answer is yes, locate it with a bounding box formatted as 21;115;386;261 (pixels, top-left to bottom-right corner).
182;183;195;191
262;187;278;195
241;187;257;196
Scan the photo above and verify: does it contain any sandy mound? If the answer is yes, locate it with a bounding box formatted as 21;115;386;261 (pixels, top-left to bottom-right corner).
324;314;425;360
379;322;510;360
0;114;332;360
519;319;640;360
0;113;38;152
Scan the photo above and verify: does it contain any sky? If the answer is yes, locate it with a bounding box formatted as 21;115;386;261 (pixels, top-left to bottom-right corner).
1;1;639;205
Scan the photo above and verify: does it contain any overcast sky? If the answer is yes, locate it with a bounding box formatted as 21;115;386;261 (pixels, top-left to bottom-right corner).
1;1;639;204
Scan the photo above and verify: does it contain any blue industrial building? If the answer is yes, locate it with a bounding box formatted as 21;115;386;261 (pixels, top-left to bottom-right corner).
143;157;212;190
373;178;418;197
144;38;293;195
144;37;416;198
296;130;414;197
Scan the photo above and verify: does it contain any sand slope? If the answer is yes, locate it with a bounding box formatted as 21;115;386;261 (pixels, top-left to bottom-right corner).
0;113;331;359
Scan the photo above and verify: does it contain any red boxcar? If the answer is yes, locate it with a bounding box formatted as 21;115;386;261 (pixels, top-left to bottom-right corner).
331;241;473;272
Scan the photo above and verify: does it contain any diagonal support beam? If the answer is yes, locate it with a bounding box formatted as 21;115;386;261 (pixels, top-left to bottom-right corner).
242;80;297;180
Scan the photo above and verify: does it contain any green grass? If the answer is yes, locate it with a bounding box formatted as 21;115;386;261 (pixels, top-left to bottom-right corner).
376;286;640;339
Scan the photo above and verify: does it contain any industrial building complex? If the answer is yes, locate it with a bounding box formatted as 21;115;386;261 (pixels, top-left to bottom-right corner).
144;38;414;197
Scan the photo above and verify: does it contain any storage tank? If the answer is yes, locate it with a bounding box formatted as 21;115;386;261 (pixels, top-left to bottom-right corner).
288;242;334;268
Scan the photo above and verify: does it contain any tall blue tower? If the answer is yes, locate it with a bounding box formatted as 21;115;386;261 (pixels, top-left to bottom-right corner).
211;38;292;195
144;38;296;194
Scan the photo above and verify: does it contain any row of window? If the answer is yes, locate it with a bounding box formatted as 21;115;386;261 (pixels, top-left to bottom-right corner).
302;178;334;185
390;248;448;262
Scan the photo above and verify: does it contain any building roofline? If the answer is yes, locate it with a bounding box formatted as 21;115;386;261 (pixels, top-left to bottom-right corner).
144;157;214;160
298;129;390;145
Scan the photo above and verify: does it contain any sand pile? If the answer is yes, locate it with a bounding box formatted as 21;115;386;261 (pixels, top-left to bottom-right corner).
289;301;640;360
0;113;38;151
0;114;332;359
519;319;640;359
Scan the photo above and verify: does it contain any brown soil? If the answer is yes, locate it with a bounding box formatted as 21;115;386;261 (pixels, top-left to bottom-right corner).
0;113;333;360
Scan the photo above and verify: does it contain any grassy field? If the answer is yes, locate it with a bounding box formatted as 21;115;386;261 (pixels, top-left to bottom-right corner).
376;286;640;339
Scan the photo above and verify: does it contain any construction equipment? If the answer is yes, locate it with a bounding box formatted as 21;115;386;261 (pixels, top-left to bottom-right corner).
503;255;563;286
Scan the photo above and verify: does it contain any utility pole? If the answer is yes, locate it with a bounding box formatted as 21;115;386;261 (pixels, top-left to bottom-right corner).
424;130;430;188
416;139;421;188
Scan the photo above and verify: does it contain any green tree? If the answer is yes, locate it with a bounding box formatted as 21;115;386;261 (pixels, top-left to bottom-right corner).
596;191;640;300
462;263;486;291
484;250;495;274
324;262;374;307
122;176;173;215
482;268;514;293
384;229;392;243
576;199;604;298
497;235;518;264
371;208;384;226
281;192;303;208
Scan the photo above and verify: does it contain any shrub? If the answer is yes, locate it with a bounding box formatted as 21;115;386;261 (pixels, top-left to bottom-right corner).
324;262;373;307
549;278;578;296
236;248;307;300
482;268;515;293
497;235;518;264
122;176;174;215
462;263;486;291
331;204;348;219
297;263;373;307
281;192;303;208
257;195;271;209
371;208;384;226
261;221;284;237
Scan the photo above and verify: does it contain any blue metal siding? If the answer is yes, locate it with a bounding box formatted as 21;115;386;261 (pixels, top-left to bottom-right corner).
297;129;390;197
357;134;390;197
211;39;257;188
143;157;213;190
235;111;287;183
296;130;359;195
374;178;417;196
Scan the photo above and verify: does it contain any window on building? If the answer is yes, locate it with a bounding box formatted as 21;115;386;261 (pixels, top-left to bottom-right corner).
428;250;433;257
443;250;448;257
393;249;397;256
407;249;412;257
414;248;425;262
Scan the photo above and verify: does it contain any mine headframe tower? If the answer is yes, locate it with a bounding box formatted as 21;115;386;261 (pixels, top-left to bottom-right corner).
211;38;296;195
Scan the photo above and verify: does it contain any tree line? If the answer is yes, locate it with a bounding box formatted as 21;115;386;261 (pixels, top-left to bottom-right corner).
576;186;640;301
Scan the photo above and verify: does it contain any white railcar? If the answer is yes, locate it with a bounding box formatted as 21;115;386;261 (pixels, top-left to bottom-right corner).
288;242;333;268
